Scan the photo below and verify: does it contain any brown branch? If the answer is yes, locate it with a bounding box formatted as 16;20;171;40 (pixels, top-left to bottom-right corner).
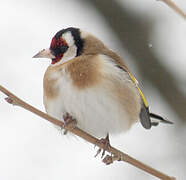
159;0;186;19
0;85;176;180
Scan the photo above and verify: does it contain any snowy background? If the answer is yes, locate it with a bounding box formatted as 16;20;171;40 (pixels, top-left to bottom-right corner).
0;0;186;179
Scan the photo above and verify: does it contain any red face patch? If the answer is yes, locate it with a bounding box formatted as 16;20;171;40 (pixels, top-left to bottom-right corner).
50;37;68;49
50;37;68;64
51;54;63;64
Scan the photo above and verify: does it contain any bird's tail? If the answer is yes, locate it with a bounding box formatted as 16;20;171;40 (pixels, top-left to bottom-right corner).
149;112;173;126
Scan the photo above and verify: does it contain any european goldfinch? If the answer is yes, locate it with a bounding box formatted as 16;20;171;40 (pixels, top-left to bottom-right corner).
33;27;172;138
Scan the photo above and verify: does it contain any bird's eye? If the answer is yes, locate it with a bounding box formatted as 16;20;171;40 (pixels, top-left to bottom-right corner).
50;37;69;57
60;45;68;53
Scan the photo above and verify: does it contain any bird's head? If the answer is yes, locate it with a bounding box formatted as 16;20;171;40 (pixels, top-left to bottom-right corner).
33;27;85;65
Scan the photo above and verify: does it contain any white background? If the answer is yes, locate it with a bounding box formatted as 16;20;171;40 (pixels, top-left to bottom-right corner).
0;0;186;179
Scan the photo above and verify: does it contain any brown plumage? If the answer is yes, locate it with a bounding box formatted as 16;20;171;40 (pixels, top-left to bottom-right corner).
33;27;172;138
67;55;103;89
44;34;133;93
83;34;131;73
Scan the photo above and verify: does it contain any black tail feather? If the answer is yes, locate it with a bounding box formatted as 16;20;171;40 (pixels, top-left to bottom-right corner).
149;113;173;125
151;122;159;126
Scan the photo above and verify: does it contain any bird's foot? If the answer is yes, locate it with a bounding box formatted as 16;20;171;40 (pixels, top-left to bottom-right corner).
95;133;111;158
62;112;77;135
102;154;122;165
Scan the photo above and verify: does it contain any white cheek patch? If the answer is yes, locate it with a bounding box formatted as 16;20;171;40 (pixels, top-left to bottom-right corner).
51;31;77;66
62;32;74;46
61;31;77;63
62;45;77;63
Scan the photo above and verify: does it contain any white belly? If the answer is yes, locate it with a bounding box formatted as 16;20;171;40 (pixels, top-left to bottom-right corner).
44;71;137;138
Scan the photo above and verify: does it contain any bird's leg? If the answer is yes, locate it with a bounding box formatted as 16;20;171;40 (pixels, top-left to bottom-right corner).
94;133;122;165
62;112;77;135
95;133;111;158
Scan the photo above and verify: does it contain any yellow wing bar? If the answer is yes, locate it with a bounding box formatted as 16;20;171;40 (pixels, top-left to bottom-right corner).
129;73;149;108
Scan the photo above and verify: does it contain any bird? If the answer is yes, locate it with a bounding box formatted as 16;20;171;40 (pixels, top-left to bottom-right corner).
33;27;173;141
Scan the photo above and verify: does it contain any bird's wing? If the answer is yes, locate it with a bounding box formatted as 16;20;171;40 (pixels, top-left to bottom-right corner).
115;63;173;129
113;63;152;129
105;50;172;128
104;50;149;108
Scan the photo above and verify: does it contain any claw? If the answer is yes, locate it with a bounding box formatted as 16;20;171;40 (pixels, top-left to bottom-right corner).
94;133;111;158
102;155;113;165
101;150;105;158
102;154;122;165
95;148;102;157
62;112;77;134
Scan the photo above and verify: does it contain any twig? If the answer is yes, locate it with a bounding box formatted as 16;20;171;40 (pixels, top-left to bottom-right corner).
0;85;176;180
158;0;186;19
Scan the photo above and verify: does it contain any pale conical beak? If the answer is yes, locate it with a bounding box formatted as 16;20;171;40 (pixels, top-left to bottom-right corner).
32;48;55;59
